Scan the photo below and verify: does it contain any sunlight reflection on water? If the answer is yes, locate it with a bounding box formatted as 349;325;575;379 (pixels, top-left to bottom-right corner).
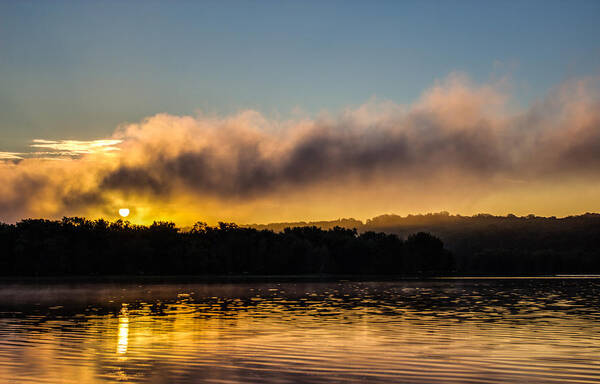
116;306;129;356
0;278;599;383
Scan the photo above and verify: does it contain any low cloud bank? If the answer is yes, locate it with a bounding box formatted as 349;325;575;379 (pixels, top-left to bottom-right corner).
1;74;599;223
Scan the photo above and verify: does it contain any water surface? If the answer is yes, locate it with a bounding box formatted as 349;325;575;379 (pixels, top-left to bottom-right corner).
0;278;599;383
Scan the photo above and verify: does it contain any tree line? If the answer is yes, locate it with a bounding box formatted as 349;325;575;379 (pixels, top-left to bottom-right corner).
2;213;598;277
0;218;453;276
254;212;600;275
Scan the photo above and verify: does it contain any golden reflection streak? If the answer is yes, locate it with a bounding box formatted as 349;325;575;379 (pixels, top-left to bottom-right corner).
116;304;129;355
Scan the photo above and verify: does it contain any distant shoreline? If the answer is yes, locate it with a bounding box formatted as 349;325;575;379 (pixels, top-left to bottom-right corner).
1;274;599;285
3;216;599;277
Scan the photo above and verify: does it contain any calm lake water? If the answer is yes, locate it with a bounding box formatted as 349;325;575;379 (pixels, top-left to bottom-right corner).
0;278;599;383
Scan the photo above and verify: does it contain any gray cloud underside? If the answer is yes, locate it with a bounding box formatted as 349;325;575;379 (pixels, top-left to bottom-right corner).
100;104;600;199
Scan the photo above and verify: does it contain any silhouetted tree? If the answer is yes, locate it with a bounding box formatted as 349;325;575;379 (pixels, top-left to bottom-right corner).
0;217;453;277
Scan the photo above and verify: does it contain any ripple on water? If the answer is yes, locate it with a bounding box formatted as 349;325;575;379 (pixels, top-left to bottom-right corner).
0;278;599;383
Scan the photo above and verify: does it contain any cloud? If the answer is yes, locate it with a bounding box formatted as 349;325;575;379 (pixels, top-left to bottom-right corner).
100;75;600;198
0;152;24;160
1;74;600;223
29;139;122;158
0;139;123;163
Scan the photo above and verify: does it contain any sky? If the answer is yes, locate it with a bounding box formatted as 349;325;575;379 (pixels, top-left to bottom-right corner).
1;0;600;224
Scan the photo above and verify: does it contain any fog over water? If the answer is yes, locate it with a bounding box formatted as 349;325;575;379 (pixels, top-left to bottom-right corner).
0;278;599;383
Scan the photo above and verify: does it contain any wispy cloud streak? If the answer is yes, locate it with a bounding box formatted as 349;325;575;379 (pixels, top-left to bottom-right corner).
0;152;24;160
30;139;122;157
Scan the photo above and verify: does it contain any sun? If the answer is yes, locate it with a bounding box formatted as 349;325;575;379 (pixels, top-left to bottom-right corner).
118;208;130;218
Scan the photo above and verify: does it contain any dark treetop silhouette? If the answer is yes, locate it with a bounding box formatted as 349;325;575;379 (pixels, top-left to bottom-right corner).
2;213;599;277
0;218;453;277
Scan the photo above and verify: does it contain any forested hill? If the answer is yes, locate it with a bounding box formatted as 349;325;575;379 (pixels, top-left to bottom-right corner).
251;218;364;233
250;212;600;234
250;213;600;275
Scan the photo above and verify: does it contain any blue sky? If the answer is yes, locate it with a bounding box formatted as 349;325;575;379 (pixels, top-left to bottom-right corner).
1;0;599;152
